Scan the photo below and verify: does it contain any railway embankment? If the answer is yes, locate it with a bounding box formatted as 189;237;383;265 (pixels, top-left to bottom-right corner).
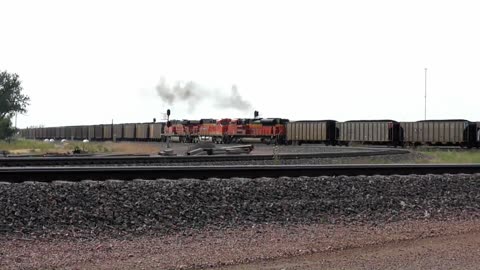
2;174;480;237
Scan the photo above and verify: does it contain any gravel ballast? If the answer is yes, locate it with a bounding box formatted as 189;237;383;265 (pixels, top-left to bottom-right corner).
2;174;480;236
138;152;427;166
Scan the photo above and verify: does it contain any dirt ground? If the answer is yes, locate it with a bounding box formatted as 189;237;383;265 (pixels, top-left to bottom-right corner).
98;141;273;155
1;218;480;270
107;141;175;155
102;142;391;156
222;228;480;270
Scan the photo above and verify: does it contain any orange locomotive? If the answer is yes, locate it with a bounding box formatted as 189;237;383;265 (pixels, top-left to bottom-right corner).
165;117;289;144
226;118;288;144
164;120;201;143
198;118;231;143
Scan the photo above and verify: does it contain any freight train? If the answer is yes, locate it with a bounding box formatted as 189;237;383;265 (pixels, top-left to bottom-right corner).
19;117;480;148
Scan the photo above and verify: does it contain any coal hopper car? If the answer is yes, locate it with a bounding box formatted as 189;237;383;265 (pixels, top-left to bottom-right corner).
401;120;477;147
286;120;337;145
336;120;401;146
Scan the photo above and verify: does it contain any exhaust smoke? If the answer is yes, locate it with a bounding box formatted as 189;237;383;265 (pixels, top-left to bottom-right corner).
155;77;252;112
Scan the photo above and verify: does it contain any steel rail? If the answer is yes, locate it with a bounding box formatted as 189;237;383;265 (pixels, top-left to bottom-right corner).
1;164;480;183
0;149;409;167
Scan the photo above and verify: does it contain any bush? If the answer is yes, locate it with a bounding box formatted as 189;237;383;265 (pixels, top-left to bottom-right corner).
0;117;14;140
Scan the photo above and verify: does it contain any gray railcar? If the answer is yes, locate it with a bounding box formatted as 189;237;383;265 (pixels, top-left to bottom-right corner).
103;125;112;140
123;123;136;139
39;128;46;139
94;125;103;140
80;126;88;140
54;127;62;139
73;126;83;140
336;120;400;145
477;122;480;145
286;120;336;145
47;127;55;139
112;124;123;140
149;123;164;141
135;123;149;140
401;120;476;147
87;126;95;140
65;126;73;140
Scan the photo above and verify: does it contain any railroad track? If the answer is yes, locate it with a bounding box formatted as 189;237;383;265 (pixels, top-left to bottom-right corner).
0;149;409;167
1;164;480;183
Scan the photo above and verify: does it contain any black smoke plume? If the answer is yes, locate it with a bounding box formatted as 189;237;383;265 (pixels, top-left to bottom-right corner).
155;77;252;112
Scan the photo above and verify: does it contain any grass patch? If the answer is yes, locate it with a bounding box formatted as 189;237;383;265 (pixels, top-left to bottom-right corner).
0;139;58;153
419;150;480;163
0;139;111;155
64;142;112;153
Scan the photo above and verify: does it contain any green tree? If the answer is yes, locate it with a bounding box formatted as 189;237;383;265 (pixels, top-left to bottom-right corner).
0;117;14;139
0;71;30;139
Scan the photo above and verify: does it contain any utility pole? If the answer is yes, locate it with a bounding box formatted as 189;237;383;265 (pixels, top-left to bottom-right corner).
112;119;115;142
166;109;171;149
424;68;427;120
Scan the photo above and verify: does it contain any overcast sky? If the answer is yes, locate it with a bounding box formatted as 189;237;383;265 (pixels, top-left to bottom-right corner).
2;0;480;128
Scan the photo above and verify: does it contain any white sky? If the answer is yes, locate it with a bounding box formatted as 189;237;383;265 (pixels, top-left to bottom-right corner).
1;0;480;128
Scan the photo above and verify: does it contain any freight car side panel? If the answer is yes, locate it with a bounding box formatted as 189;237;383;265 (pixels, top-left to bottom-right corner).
88;126;95;140
46;127;54;139
123;124;135;139
401;121;472;145
113;124;123;140
477;122;480;142
40;128;47;139
60;127;66;139
135;123;149;140
103;125;112;140
80;126;88;139
337;121;394;143
65;126;73;140
73;126;82;139
287;121;330;143
54;127;61;139
94;125;103;140
149;123;163;140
